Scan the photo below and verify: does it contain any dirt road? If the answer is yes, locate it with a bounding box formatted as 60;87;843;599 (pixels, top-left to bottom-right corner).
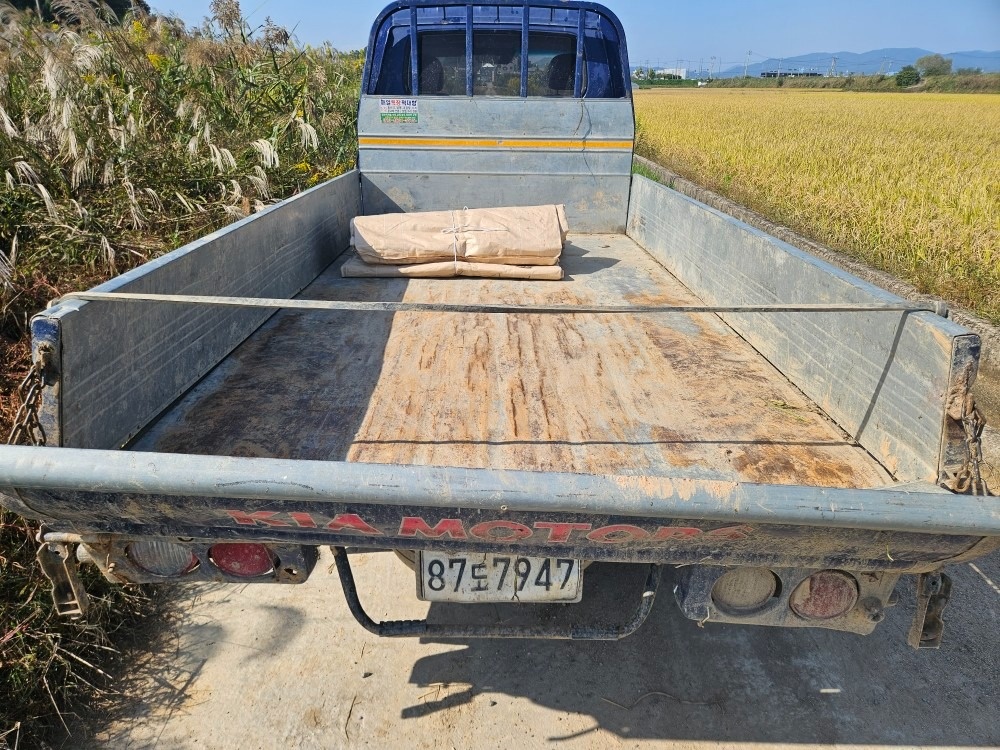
85;544;999;749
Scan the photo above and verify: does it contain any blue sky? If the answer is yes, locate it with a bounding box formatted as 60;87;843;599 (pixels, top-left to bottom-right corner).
153;0;1000;69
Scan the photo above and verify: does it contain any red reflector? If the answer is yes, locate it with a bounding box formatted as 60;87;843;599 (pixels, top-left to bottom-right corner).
790;570;858;620
209;543;274;577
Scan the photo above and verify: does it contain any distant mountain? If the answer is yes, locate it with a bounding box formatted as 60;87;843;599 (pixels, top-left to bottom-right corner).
716;48;1000;78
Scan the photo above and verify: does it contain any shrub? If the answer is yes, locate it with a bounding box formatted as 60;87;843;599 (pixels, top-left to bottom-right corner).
895;65;920;87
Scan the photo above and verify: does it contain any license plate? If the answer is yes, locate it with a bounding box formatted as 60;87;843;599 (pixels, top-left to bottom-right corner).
416;552;583;603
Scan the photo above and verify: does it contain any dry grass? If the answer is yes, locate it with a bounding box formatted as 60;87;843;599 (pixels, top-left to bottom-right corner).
0;0;363;743
635;88;1000;324
0;0;364;340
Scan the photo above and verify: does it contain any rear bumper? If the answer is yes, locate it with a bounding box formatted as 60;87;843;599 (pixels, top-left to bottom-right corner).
2;445;998;572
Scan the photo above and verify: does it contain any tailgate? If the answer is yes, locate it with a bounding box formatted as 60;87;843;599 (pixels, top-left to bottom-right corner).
3;445;998;573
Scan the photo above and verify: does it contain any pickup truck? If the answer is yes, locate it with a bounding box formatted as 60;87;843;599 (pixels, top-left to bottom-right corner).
2;0;997;648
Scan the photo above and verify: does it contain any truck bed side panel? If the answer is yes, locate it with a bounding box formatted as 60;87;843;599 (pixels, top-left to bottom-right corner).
627;175;980;483
32;171;361;449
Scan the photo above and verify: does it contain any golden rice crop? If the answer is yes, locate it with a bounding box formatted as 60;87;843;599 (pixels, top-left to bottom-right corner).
635;89;1000;323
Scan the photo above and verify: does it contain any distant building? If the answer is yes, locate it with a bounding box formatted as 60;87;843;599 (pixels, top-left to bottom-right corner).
760;71;822;78
656;67;687;79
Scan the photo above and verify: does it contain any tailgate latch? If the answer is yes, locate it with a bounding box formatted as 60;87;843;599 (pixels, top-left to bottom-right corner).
36;541;90;618
907;571;951;649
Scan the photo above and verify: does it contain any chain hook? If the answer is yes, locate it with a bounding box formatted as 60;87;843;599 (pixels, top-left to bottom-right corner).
6;343;52;447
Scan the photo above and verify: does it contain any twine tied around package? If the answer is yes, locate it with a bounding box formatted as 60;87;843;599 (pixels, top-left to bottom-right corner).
441;208;506;274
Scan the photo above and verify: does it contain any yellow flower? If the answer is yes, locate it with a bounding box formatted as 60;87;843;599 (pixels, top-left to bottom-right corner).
130;20;148;44
293;161;310;173
147;53;168;71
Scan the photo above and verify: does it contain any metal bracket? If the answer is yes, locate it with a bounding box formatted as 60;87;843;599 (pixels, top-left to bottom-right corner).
907;572;952;649
36;542;90;618
332;547;661;640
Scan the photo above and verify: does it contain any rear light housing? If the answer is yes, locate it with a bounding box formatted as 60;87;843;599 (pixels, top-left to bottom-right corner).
78;538;317;585
674;565;890;635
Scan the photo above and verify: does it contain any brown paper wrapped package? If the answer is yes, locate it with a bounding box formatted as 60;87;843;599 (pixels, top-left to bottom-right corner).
350;205;568;266
340;254;564;280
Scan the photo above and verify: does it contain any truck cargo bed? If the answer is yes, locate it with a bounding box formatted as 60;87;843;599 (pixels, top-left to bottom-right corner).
132;233;892;489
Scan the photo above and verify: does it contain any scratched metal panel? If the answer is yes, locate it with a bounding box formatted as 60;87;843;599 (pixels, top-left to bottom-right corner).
3;446;997;568
357;97;634;232
627;176;980;483
33;171;361;449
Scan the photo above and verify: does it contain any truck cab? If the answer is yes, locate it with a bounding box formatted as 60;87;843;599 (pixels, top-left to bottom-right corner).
357;1;634;231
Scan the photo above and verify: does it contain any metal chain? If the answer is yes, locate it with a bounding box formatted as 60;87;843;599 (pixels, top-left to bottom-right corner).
950;395;991;496
6;351;48;447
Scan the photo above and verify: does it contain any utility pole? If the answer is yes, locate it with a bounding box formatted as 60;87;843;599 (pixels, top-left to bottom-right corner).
709;56;716;80
828;56;838;77
743;50;752;78
700;58;705;80
777;58;782;78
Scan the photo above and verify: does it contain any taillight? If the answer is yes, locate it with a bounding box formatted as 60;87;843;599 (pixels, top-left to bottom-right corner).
209;543;275;577
711;567;780;614
790;570;858;620
126;540;198;577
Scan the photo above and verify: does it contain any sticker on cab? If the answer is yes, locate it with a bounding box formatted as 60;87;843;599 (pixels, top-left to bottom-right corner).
380;97;418;124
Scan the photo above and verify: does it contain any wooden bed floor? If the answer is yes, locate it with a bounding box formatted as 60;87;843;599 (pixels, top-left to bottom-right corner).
133;234;893;488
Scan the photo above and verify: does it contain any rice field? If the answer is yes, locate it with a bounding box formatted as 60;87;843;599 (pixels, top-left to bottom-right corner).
634;89;1000;323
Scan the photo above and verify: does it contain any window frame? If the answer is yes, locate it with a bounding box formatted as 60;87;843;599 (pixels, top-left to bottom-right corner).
363;1;632;99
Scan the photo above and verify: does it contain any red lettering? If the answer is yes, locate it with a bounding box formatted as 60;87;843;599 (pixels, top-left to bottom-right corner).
470;521;533;541
398;517;467;540
706;525;753;541
226;510;290;527
533;522;592;543
326;513;382;535
586;524;651;544
651;526;702;540
289;512;318;528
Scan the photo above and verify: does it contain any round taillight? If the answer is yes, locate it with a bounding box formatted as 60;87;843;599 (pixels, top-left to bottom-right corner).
209;543;275;577
790;570;858;620
712;567;779;614
126;540;198;577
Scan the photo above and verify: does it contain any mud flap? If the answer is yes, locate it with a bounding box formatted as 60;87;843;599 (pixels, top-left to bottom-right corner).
907;572;952;649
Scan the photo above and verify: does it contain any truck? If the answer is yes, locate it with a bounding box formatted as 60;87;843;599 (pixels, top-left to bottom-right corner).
2;0;997;648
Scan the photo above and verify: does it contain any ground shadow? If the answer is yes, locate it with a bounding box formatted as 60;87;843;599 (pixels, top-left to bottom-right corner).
405;559;1000;746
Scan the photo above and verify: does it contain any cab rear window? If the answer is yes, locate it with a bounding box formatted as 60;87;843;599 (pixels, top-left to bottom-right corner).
366;3;629;99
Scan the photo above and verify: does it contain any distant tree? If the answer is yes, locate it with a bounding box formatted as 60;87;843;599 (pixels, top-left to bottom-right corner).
896;65;921;87
8;0;149;21
915;54;952;77
956;67;984;76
